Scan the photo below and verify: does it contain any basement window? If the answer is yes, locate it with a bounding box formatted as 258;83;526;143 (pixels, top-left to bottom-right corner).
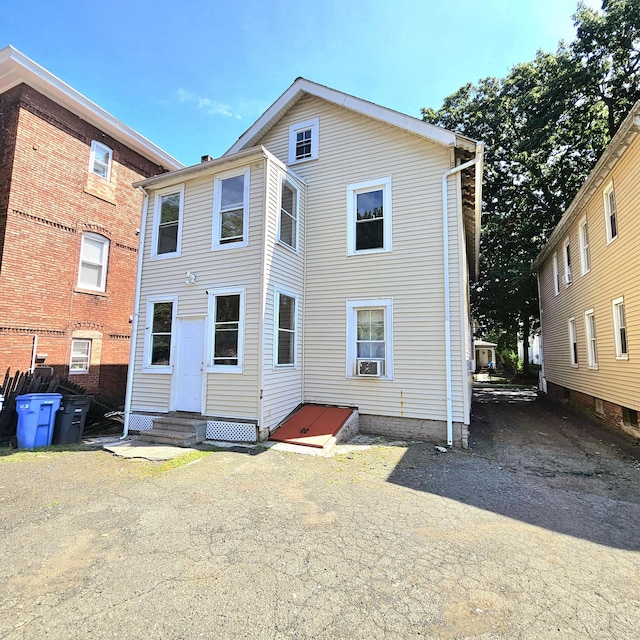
622;407;638;427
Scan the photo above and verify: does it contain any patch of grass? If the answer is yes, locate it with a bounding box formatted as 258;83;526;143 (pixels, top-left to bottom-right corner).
137;450;214;477
0;443;91;461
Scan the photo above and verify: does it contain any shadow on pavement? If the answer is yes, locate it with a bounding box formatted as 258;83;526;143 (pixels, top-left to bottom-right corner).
387;386;640;552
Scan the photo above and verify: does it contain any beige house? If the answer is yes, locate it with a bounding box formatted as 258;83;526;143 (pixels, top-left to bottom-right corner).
123;79;484;447
532;101;640;440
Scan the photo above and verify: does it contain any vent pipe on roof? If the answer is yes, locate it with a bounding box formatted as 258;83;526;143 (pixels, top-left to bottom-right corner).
201;154;213;163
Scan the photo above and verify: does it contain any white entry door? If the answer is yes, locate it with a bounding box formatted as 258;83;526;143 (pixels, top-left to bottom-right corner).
174;317;205;412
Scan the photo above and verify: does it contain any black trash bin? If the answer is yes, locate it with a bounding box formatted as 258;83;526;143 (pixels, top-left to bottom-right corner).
53;395;93;445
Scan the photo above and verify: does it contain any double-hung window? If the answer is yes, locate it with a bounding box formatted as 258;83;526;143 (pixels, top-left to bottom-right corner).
288;118;319;164
152;185;184;258
78;232;109;292
278;180;298;250
552;253;560;295
89;141;112;180
347;177;392;254
563;239;572;284
568;318;578;367
213;169;249;248
612;297;628;359
585;308;598;369
579;217;590;275
346;299;393;379
208;288;245;372
603;182;618;243
145;298;176;372
275;290;297;367
70;339;91;374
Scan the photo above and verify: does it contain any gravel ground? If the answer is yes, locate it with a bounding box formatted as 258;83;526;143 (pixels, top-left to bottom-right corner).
0;387;638;639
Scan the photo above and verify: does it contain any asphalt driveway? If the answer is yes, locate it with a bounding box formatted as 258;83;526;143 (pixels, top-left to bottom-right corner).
0;387;638;639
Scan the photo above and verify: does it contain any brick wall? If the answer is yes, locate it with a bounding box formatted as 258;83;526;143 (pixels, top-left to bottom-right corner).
0;84;168;402
544;380;640;440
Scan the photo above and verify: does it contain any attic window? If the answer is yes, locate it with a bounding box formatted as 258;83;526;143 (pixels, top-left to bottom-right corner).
89;141;112;180
288;118;319;164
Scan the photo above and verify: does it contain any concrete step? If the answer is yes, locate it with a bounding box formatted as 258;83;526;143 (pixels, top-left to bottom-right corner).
137;429;201;447
152;417;207;433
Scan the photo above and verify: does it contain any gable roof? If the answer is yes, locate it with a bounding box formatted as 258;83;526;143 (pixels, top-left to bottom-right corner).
531;100;640;272
0;45;182;171
225;77;478;155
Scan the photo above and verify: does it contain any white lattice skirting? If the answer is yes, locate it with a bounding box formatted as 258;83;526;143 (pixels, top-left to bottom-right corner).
207;421;257;442
128;415;158;432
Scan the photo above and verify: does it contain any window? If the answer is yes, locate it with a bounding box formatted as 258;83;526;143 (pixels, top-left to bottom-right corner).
612;297;628;359
152;185;184;258
278;180;298;250
568;318;578;367
70;339;91;373
213;169;249;248
563;238;572;284
144;298;176;371
552;253;560;296
603;181;618;243
78;233;109;292
275;291;297;367
579;217;590;275
288;117;319;164
594;398;604;416
347;177;392;254
89;141;112;180
207;288;245;371
585;308;598;368
346;299;393;379
622;407;638;427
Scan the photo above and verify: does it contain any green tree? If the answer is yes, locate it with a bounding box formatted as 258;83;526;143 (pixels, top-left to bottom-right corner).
422;0;640;370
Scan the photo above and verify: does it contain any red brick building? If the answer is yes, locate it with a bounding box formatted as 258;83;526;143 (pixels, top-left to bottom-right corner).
0;46;182;401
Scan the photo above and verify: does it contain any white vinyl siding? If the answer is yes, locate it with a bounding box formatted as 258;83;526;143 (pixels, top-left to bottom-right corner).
259;94;467;423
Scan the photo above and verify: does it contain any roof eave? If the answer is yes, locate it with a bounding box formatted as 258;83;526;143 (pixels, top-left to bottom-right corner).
0;45;182;171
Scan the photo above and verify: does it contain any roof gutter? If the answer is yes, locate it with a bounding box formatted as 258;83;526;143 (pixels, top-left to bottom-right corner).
121;186;149;438
441;145;484;446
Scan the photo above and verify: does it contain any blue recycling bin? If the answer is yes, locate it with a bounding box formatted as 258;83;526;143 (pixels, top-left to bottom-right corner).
16;393;62;449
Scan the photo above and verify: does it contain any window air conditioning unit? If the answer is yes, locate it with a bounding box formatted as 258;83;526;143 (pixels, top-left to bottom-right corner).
565;271;572;284
357;359;383;377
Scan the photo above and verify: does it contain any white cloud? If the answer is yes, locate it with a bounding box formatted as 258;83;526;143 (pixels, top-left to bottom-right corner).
177;88;242;119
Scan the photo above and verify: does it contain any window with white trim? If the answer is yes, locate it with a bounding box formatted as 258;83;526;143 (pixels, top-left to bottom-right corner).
213;169;249;248
563;238;572;285
552;253;560;296
346;299;393;379
207;288;245;371
347;177;392;254
278;180;298;250
568;318;578;367
585;308;598;368
579;217;590;275
603;181;618;243
144;298;176;371
288;117;319;164
275;290;297;367
70;339;91;374
78;232;109;292
89;140;112;180
152;185;184;258
612;297;628;359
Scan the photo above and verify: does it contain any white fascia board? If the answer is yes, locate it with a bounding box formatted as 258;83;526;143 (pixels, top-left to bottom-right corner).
0;45;182;171
134;145;268;190
531;99;640;273
225;77;476;155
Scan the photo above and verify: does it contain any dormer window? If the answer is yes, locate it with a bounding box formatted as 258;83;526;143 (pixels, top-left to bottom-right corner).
89;141;113;180
288;118;319;164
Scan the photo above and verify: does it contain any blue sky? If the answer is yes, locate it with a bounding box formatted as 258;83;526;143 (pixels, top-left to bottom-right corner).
1;0;598;166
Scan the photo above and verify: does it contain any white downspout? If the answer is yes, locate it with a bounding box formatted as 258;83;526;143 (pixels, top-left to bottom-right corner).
121;187;149;439
441;142;484;446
